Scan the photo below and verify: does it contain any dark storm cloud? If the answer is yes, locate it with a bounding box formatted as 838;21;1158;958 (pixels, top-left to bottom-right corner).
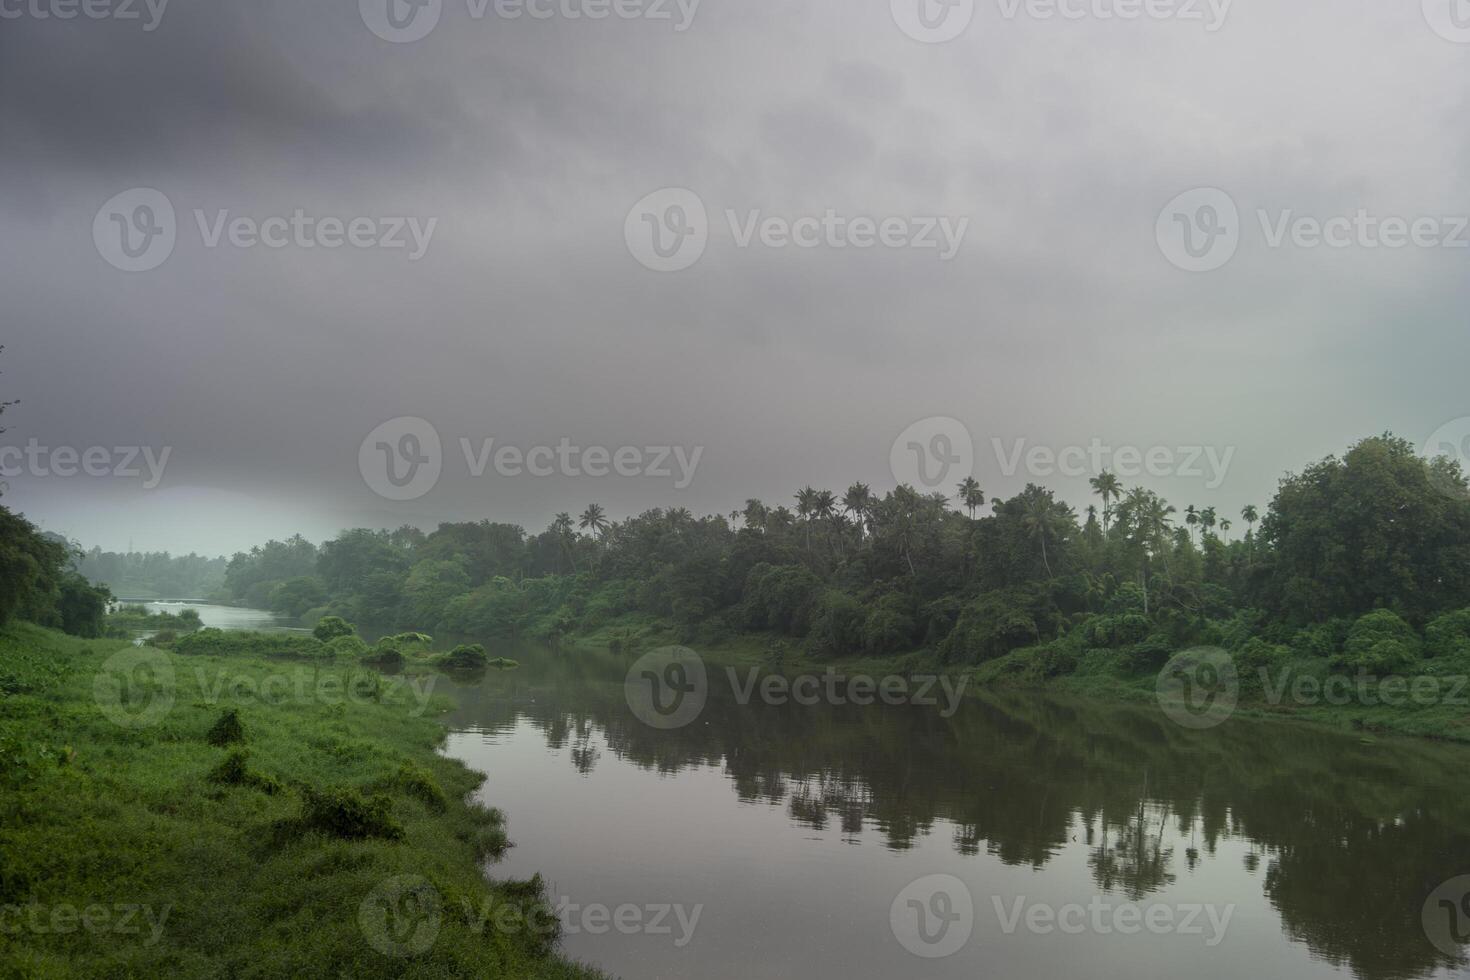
3;0;1470;554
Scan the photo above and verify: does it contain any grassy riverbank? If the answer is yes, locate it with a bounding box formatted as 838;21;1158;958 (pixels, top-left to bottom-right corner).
562;611;1470;744
0;622;605;979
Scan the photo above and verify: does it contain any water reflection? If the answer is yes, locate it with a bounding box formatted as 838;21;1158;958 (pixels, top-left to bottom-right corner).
440;643;1470;980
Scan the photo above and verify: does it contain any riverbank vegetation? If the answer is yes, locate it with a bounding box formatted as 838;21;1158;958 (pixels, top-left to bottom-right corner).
0;621;605;978
200;435;1470;734
104;603;204;636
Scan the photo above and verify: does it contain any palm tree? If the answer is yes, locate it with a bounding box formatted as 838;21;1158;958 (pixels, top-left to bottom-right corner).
1021;492;1071;579
1241;504;1258;537
551;512;578;573
578;504;609;539
1200;506;1217;540
795;487;818;554
956;476;985;519
1184;505;1199;543
1090;472;1122;532
843;483;873;540
1220;518;1232;542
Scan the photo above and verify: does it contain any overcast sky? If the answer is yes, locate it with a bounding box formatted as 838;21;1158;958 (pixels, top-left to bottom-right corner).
3;0;1470;556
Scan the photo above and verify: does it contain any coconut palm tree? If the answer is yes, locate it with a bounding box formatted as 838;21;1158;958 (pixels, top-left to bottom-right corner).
795;487;818;554
1090;472;1122;532
550;512;578;573
956;476;986;519
843;482;873;540
1021;492;1071;579
578;504;609;539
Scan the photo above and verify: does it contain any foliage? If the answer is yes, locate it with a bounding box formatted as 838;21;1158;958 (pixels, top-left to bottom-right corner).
310;615;355;642
1334;610;1423;676
205;708;246;746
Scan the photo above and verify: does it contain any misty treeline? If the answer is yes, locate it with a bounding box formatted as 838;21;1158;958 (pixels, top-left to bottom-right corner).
207;434;1470;679
71;548;227;600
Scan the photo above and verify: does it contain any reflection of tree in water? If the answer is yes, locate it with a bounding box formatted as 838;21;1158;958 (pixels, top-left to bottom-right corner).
1088;796;1177;901
442;645;1470;980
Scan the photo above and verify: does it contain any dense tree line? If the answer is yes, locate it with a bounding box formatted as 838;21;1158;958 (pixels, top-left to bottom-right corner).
213;434;1470;678
72;548;227;600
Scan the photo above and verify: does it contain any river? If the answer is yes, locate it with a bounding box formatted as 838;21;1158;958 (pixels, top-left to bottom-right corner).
183;609;1470;979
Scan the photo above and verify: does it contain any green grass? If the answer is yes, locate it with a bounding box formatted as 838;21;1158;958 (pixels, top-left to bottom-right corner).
0;622;606;979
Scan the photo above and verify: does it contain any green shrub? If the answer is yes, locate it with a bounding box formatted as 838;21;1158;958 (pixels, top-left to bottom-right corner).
206;708;245;747
1290;619;1352;659
1081;613;1151;649
1237;637;1292;668
1334;610;1422;675
326;634;368;658
390;762;447;812
311;616;356;642
940;589;1042;665
442;644;488;670
807;590;865;658
299;786;404;841
207;750;281;795
1425;608;1470;659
